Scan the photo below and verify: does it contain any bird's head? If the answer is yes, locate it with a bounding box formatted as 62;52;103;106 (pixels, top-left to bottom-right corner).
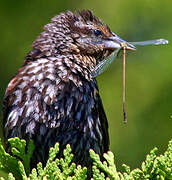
31;10;135;69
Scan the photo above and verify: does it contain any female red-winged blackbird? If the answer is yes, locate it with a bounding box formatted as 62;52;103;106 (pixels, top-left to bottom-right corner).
3;10;134;176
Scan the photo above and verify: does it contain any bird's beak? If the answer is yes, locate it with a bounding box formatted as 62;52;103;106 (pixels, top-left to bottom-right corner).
104;33;136;51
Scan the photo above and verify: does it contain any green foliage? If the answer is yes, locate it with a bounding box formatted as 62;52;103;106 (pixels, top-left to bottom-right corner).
0;138;87;180
0;137;172;180
28;143;87;180
90;140;172;180
0;137;34;178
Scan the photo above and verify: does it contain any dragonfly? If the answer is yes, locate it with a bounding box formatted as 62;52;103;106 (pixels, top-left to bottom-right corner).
91;37;169;123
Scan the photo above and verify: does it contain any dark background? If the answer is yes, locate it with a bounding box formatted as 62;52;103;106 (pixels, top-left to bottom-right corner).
0;0;171;177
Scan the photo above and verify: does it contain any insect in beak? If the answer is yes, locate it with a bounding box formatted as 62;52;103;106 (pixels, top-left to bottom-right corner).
92;35;168;123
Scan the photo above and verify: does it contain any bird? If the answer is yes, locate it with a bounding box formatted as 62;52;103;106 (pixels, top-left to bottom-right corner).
3;10;135;177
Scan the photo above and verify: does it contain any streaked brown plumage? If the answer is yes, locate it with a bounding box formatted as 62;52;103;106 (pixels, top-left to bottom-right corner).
3;10;134;177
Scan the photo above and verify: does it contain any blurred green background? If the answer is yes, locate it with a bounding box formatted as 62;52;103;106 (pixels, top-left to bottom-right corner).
0;0;171;177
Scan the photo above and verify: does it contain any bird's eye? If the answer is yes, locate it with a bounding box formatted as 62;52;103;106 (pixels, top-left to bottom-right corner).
94;29;102;36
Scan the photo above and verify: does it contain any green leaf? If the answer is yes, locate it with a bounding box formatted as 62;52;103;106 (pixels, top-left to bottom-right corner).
0;137;172;180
